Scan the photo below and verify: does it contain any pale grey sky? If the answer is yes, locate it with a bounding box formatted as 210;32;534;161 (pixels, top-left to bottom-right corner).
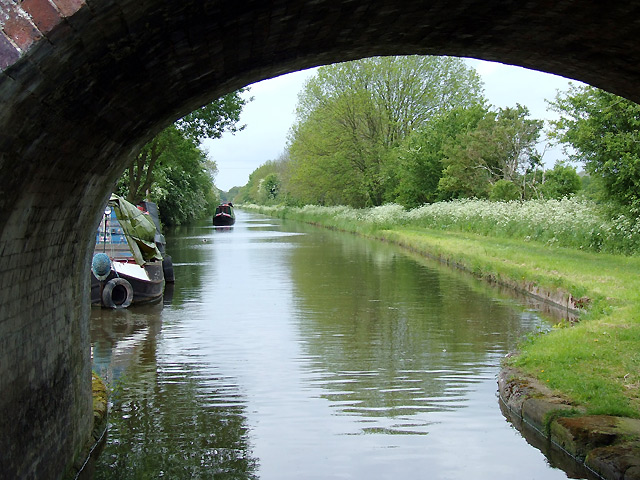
202;59;581;192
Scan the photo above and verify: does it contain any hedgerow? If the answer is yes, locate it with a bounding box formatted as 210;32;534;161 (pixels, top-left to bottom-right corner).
243;198;640;255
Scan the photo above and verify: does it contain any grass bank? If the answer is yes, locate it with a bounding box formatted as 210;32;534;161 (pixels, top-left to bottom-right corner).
242;201;640;418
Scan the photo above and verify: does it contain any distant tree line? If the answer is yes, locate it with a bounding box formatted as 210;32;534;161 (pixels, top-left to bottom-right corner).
235;56;584;209
123;56;640;227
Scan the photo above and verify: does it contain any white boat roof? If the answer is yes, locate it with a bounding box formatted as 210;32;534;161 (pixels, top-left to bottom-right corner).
112;260;150;282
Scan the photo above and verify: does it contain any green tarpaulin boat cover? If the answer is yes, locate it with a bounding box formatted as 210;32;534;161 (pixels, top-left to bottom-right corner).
109;194;163;264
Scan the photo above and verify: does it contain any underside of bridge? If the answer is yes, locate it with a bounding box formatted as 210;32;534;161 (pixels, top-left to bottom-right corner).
1;0;639;477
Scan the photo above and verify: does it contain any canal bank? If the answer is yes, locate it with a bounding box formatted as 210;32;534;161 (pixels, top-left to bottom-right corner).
65;373;108;479
241;204;640;480
379;229;640;479
498;367;640;480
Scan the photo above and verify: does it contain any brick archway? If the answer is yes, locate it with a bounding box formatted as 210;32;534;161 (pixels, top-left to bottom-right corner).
1;1;639;477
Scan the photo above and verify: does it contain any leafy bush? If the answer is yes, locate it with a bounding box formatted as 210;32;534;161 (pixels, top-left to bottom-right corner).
541;163;582;199
490;180;520;201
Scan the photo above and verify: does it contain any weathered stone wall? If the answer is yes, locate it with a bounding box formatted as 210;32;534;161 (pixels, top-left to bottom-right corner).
1;0;640;477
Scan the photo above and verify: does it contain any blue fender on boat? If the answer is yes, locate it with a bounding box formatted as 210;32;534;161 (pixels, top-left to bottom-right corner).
92;253;111;281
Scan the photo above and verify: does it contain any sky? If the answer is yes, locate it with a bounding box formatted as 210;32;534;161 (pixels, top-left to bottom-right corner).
202;58;584;192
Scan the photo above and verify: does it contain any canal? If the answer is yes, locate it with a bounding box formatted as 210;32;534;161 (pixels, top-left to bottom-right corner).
91;210;592;479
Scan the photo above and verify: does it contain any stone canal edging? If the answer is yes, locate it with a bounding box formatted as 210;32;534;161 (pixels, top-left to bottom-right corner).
498;367;640;480
91;372;108;446
65;372;108;479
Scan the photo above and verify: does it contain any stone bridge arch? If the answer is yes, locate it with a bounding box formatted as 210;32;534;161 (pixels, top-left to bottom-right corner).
1;1;640;477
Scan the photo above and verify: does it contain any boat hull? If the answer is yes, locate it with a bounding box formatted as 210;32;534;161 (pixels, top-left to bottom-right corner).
91;261;164;307
213;213;235;226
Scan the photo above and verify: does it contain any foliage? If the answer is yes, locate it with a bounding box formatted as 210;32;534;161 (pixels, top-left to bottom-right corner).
245;58;552;209
175;89;251;142
540;162;582;199
260;173;280;201
241;197;640;255
548;85;640;212
388;105;487;208
234;158;289;205
152;147;219;227
490;180;521;201
287;102;370;206
117;125;219;226
438;105;544;200
403;198;640;254
222;185;242;204
577;172;608;204
120;126;184;205
117;90;249;225
287;56;485;207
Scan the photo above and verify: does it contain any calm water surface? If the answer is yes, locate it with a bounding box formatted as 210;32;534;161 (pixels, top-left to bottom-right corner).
91;210;591;479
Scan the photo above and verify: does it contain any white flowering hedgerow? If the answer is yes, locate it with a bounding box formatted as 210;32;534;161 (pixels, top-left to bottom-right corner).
242;198;640;255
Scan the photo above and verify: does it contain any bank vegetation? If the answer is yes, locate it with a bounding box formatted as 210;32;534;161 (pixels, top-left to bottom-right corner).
116;89;251;226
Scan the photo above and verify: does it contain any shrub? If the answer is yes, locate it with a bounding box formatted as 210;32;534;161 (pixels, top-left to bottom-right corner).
490;180;521;201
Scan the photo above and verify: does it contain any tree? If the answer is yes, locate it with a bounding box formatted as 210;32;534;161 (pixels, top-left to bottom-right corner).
122;90;250;206
438;105;543;199
116;125;219;226
122;126;183;205
489;179;520;201
222;186;242;203
235;159;286;204
389;105;487;208
175;89;250;142
548;85;640;210
288;56;485;206
287;99;372;206
540;162;582;199
260;173;281;202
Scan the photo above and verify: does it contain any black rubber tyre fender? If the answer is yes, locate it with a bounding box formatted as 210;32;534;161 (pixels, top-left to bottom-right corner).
102;277;133;308
162;254;175;283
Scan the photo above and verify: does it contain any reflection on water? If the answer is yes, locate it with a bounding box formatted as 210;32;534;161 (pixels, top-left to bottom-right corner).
92;211;590;479
91;305;257;479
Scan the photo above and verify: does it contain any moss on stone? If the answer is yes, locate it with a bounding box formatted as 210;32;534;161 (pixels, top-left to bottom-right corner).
91;372;108;441
499;368;640;479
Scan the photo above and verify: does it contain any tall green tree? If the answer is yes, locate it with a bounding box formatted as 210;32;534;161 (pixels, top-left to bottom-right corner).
260;173;281;202
548;85;640;210
389;105;487;208
438;105;543;199
123;90;250;206
540;162;582;199
116;125;219;225
235;159;285;204
288;56;485;206
176;90;250;142
288;99;372;206
118;89;250;223
222;186;242;204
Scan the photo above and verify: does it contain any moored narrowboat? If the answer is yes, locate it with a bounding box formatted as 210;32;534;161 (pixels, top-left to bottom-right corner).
91;195;170;308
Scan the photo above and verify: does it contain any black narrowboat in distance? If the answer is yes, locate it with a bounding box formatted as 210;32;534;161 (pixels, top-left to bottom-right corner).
213;203;235;226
